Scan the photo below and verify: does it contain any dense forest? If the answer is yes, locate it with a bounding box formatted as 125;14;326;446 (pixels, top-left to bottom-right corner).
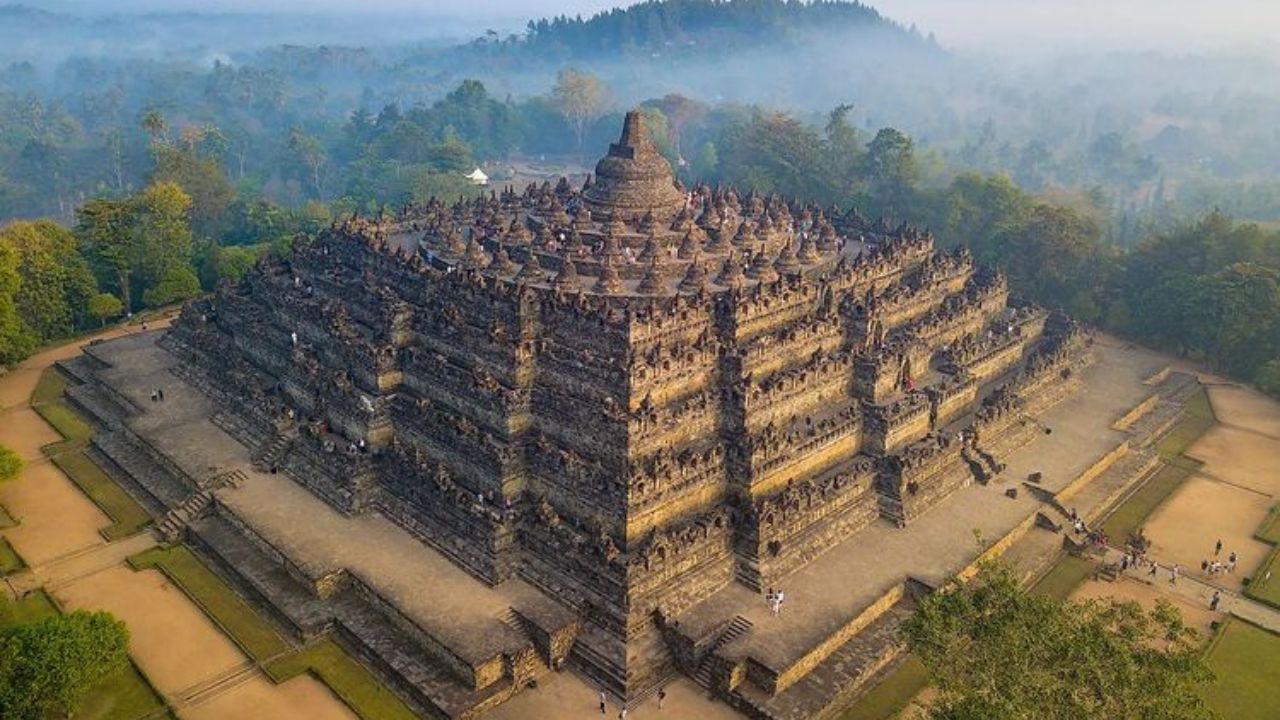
0;0;1278;394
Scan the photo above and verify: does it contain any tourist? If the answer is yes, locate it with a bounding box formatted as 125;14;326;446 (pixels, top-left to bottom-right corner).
1170;565;1180;585
1228;551;1238;572
1215;539;1223;556
619;708;628;719
1149;562;1159;578
776;590;786;615
657;688;666;710
1210;591;1221;611
158;388;165;401
599;690;607;715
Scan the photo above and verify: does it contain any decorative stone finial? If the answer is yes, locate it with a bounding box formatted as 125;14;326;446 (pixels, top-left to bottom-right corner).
677;229;703;260
797;234;819;264
678;257;708;294
489;247;517;275
553;259;582;292
715;254;746;287
637;254;669;295
516;252;545;282
774;241;801;276
462;238;491;270
594;257;623;294
747;251;780;283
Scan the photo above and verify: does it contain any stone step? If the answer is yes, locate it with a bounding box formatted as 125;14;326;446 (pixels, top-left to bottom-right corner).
91;431;191;509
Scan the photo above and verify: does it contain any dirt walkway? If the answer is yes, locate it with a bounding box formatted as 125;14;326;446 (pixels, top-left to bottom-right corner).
1104;380;1280;633
0;323;357;720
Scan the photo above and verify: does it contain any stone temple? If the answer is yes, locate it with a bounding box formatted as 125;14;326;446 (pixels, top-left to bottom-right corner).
66;112;1109;718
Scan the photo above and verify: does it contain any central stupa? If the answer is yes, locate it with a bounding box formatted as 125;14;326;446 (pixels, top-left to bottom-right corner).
581;110;686;222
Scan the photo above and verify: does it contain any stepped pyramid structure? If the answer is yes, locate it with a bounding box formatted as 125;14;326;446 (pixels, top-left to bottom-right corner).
142;111;1092;717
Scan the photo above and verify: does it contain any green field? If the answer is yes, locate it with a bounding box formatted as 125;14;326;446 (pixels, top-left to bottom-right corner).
1203;619;1280;720
265;639;420;720
1245;548;1280;609
30;366;69;405
1030;554;1099;600
836;656;928;720
53;451;152;540
1155;387;1216;459
0;536;27;575
1256;505;1280;544
35;398;95;454
1101;460;1200;545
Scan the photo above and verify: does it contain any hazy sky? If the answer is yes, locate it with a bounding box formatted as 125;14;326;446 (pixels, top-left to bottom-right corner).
23;0;1280;54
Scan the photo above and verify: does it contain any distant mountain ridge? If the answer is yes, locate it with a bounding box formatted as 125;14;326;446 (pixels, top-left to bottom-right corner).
453;0;931;62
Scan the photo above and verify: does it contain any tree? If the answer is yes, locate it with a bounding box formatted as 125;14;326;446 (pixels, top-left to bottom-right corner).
87;293;123;327
287;128;329;199
76;198;137;313
863;127;918;220
141;265;200;308
903;563;1214;720
649;94;705;165
76;182;194;313
150;145;234;240
0;232;37;366
0;444;21;483
0;611;129;719
552;68;609;161
133;181;195;294
140;108;167;146
0;221;99;341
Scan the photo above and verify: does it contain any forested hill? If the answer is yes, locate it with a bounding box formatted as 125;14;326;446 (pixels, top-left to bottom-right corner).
512;0;927;59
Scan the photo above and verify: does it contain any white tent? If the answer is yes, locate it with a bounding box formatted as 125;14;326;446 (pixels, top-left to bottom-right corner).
466;167;489;186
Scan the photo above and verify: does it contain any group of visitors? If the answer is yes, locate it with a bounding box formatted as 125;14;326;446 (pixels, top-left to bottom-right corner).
148;387;166;402
765;587;786;616
1201;539;1239;576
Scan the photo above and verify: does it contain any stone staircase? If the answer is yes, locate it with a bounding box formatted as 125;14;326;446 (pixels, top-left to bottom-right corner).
252;431;295;472
692;615;753;689
157;490;214;542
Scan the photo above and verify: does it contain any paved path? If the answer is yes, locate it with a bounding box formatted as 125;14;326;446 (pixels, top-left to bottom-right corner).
1099;546;1280;634
5;531;158;595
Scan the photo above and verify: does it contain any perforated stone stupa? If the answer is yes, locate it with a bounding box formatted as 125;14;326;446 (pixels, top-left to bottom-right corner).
581;110;687;222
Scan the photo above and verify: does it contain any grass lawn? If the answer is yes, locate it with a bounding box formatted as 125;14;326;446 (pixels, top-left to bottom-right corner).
1030;554;1097;600
72;661;172;720
1256;505;1280;544
36;399;95;454
0;588;58;628
0;590;170;720
1154;386;1215;459
1203;619;1280;720
265;638;419;720
1101;461;1199;545
129;545;290;662
836;655;928;720
1244;548;1280;609
30;367;95;456
0;503;15;529
30;366;69;405
0;536;27;575
53;451;152;540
